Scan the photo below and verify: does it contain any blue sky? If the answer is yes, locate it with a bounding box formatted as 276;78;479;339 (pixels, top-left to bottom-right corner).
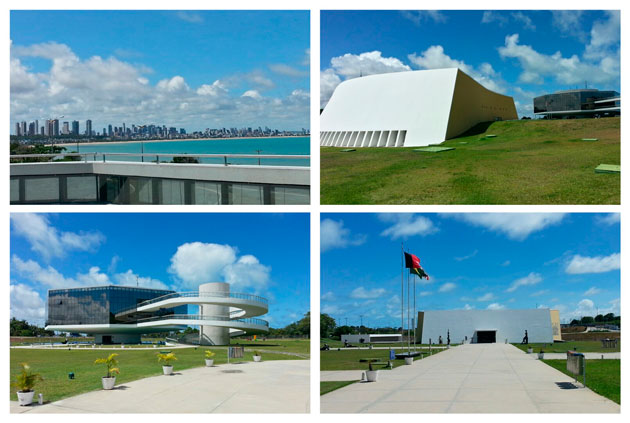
321;213;620;327
10;213;310;329
320;10;620;116
10;10;310;131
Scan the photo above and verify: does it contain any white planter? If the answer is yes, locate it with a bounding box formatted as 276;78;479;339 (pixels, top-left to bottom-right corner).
17;390;35;406
205;359;214;367
162;365;173;375
253;355;262;362
404;357;414;365
527;348;533;354
102;376;116;390
365;370;379;382
538;353;544;360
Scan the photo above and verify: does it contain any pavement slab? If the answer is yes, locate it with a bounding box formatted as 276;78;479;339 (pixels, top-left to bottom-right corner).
321;343;619;413
11;359;309;414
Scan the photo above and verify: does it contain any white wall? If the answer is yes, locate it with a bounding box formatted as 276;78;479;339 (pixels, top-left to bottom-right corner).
419;309;554;344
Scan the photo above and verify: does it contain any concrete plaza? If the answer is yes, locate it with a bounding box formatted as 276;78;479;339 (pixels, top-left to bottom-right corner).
321;343;619;413
11;359;309;413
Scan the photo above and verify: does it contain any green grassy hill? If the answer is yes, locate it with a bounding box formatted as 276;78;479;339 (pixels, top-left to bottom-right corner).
321;117;620;204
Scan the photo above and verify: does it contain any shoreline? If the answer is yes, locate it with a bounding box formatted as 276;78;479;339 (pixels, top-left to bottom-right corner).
51;135;309;147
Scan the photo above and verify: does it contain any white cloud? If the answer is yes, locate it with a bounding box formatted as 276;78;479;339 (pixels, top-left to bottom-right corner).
584;287;602;296
511;12;536;31
481;11;508;26
596;213;620;226
447;213;565;240
487;303;505;310
175;11;204;24
439;283;456;293
506;272;542;293
530;289;549;297
408;45;504;93
320;51;410;108
321;219;366;252
223;254;272;294
11;213;104;261
10;42;309;131
322;304;342;315
477;292;496;302
350;286;387;299
400;10;447;25
419;291;432;297
168;242;237;285
269;64;308;77
565;253;620;274
455;250;478;261
498;33;619;86
114;269;169;290
12;255;77;289
321;291;335;301
463;303;474;310
10;283;46;325
551;11;586;41
379;214;437;240
585;11;620;60
241;90;262;100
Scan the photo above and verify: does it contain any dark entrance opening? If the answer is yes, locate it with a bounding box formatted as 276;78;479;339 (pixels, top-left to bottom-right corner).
102;335;113;344
476;331;496;343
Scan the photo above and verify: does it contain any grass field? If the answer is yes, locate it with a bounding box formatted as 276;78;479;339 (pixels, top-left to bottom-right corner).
321;118;620;204
230;338;310;356
320;380;357;395
512;341;620;354
542;359;620;404
10;343;305;403
321;347;441;371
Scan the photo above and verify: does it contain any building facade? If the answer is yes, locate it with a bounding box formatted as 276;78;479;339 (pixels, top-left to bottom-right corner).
533;89;620;118
320;68;517;148
416;309;559;344
46;283;269;345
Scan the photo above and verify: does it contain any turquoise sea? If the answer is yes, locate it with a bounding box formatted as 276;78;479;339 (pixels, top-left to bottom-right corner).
68;137;310;167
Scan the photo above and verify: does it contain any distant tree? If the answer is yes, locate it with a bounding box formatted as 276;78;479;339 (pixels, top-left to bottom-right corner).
332;325;353;339
604;313;616;321
595;314;605;322
171;156;199;164
320;313;336;339
581;316;595;324
570;319;580;326
9;318;54;337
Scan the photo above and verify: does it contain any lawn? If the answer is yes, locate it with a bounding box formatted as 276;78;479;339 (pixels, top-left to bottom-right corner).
512;341;620;354
231;338;310;356
320;380;357;395
321;117;620;204
542;359;620;404
10;345;304;403
321;346;441;371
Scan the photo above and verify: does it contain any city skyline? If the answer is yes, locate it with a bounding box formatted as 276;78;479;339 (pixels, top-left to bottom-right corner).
10;213;310;329
11;10;310;131
321;213;620;327
321;10;620;117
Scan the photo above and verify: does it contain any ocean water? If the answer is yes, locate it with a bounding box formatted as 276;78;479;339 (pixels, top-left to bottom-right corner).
68;137;310;167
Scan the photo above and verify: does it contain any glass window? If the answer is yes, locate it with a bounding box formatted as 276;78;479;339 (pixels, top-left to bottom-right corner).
161;179;186;204
10;178;19;202
230;183;263;204
194;181;221;204
24;177;59;202
271;186;310;205
67;175;97;201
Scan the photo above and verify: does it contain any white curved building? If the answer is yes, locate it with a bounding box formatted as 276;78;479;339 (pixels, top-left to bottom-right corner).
45;284;269;345
320;68;517;147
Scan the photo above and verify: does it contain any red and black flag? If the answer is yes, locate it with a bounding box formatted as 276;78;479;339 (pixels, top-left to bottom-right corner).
404;252;430;280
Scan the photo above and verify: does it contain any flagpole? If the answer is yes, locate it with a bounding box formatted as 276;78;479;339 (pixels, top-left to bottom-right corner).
407;256;411;354
413;272;417;352
401;243;404;352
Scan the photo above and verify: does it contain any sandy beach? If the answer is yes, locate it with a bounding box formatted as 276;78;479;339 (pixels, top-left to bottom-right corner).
52;135;308;147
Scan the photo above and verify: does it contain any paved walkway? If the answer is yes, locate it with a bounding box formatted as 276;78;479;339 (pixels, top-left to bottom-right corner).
321;343;619;413
11;360;309;413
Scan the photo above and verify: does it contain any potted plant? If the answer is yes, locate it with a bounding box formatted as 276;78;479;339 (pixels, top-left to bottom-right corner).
538;349;544;360
405;356;414;365
13;363;43;406
204;350;215;367
365;359;379;382
253;351;262;362
157;352;177;375
527;346;533;354
94;353;119;390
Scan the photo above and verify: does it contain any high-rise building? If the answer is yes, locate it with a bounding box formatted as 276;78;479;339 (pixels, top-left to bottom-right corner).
53;119;59;136
85;119;92;136
21;121;27;136
62;122;70;135
15;123;20;136
34;120;39;136
72;120;80;135
108;124;113;136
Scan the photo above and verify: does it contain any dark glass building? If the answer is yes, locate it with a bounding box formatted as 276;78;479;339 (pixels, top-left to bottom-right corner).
46;286;187;344
533;89;620;118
